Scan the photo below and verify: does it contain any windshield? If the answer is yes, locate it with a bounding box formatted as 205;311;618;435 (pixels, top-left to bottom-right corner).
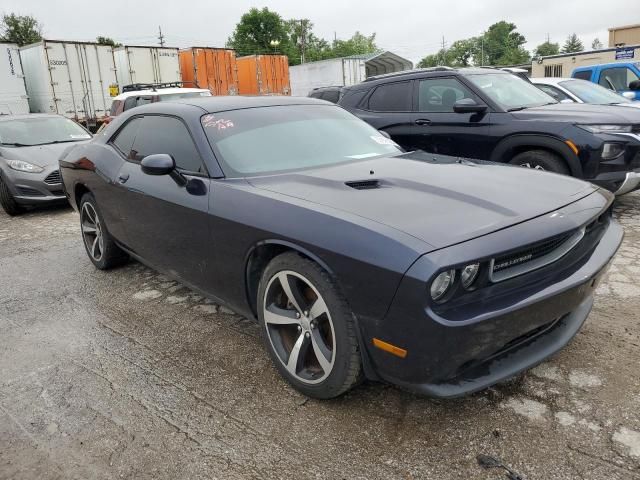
467;73;557;110
0;116;91;146
158;91;212;102
559;79;631;104
201;105;402;176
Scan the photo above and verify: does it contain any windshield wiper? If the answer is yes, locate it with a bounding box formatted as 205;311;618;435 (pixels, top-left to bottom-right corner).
507;106;529;112
0;142;31;147
31;139;89;146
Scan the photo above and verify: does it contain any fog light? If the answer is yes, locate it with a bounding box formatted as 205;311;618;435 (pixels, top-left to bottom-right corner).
461;263;480;289
430;269;455;301
602;143;625;160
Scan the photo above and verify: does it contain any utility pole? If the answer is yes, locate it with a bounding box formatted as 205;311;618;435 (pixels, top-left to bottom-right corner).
298;20;307;64
440;36;447;65
546;32;551;44
158;26;165;47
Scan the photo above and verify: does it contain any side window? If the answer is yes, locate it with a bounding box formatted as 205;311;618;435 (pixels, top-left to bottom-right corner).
367;81;412;111
123;96;137;112
309;91;322;99
573;70;592;81
322;90;341;103
130;116;205;174
111;117;141;157
598;67;640;91
109;100;121;117
418;78;475;112
537;84;572;102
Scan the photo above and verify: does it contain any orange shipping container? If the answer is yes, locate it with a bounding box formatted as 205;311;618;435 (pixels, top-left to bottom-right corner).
179;47;239;95
236;55;291;95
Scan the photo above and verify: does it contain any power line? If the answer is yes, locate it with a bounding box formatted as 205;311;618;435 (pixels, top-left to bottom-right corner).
158;26;165;47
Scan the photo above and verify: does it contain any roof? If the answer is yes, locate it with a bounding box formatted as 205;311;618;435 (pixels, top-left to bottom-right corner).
0;113;63;122
361;66;507;84
113;88;211;100
530;77;573;84
345;51;413;75
608;24;640;31
166;95;329;113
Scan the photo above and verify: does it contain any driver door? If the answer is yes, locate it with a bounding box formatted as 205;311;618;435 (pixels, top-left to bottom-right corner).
115;114;214;287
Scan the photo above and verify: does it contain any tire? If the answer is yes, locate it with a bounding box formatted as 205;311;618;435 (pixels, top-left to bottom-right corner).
79;192;128;270
257;252;362;399
0;177;24;216
510;150;570;175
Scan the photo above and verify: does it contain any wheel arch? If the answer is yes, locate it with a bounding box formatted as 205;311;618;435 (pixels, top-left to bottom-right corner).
73;182;91;210
244;240;335;319
490;134;583;177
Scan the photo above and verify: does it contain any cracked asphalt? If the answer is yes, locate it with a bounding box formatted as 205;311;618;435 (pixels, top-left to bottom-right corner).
1;193;639;480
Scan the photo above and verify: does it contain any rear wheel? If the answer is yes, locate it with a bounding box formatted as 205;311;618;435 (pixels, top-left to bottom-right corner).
0;177;24;216
79;192;128;270
510;150;570;175
258;252;362;399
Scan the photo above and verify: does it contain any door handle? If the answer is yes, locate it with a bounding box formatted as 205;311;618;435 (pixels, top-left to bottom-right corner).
117;173;130;184
415;119;432;126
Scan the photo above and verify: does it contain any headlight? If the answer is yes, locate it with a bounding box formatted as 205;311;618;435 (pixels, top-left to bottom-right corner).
577;124;632;134
601;142;625;160
430;269;455;302
461;263;480;289
6;159;44;173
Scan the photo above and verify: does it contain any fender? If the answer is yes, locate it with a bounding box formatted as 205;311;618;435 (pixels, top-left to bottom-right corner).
490;134;583;178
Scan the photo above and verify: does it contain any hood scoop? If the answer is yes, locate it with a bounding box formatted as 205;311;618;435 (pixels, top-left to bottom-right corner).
345;179;381;190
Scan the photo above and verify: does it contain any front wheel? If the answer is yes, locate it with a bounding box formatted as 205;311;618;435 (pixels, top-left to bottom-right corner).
258;252;362;399
0;177;24;216
79;192;128;270
510;150;570;175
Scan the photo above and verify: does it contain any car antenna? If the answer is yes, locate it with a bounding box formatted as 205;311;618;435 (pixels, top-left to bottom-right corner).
477;454;525;480
370;170;374;175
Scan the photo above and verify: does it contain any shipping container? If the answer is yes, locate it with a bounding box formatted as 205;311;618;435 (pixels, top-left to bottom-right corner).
20;40;118;127
179;47;238;95
0;43;29;115
237;55;290;95
114;46;181;88
289;51;413;96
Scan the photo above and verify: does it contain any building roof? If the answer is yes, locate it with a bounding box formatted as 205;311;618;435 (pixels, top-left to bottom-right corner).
342;51;413;75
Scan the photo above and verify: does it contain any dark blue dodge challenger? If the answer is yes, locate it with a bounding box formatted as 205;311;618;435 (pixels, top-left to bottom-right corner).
59;96;622;399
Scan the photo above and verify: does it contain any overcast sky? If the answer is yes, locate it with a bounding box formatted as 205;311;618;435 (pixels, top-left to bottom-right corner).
2;0;637;63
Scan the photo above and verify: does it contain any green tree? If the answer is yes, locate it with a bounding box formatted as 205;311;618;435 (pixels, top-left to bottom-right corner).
96;36;121;48
417;49;450;68
330;32;378;58
533;41;560;58
0;13;42;46
448;39;476;66
480;21;529;65
562;33;584;53
284;19;332;65
591;38;603;50
227;7;291;57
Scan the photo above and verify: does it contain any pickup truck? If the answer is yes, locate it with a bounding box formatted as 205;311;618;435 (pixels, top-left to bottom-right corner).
572;62;640;100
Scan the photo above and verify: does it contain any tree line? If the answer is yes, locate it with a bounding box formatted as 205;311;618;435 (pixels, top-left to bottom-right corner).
1;11;606;69
418;21;603;68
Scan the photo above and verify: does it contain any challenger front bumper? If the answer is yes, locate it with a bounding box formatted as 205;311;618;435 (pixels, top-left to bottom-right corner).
360;190;622;397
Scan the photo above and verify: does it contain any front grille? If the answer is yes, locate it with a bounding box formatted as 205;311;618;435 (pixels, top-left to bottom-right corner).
44;170;61;185
490;228;584;282
16;186;45;197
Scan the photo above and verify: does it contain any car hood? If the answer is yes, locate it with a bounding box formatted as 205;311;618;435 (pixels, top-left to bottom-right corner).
0;142;89;168
247;154;598;249
511;103;640;123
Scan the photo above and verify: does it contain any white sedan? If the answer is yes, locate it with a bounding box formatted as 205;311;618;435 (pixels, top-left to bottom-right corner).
531;77;640;109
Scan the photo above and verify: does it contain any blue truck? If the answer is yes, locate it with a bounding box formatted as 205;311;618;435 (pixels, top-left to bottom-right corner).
572;62;640;101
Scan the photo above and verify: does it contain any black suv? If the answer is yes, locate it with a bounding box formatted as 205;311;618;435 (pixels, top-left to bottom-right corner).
339;67;640;194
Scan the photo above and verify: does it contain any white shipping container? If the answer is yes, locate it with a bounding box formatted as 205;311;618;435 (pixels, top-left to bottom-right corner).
20;40;117;126
289;52;413;96
114;46;181;87
0;43;29;115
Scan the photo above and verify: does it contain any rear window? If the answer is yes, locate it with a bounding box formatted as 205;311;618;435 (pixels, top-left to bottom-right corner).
572;70;592;81
158;91;212;102
322;90;341;103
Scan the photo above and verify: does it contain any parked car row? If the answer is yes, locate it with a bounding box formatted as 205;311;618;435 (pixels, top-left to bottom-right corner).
54;95;622;399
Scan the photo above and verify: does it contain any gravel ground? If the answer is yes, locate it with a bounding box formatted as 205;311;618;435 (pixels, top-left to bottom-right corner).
1;193;639;480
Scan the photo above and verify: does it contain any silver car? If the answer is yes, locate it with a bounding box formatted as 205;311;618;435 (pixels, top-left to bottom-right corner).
0;114;91;215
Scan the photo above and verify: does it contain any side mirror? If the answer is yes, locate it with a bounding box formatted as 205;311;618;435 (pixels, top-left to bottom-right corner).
453;98;488;114
629;80;640;91
141;154;175;176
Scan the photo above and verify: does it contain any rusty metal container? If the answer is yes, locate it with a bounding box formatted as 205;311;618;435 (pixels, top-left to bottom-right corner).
179;47;238;95
236;55;290;95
